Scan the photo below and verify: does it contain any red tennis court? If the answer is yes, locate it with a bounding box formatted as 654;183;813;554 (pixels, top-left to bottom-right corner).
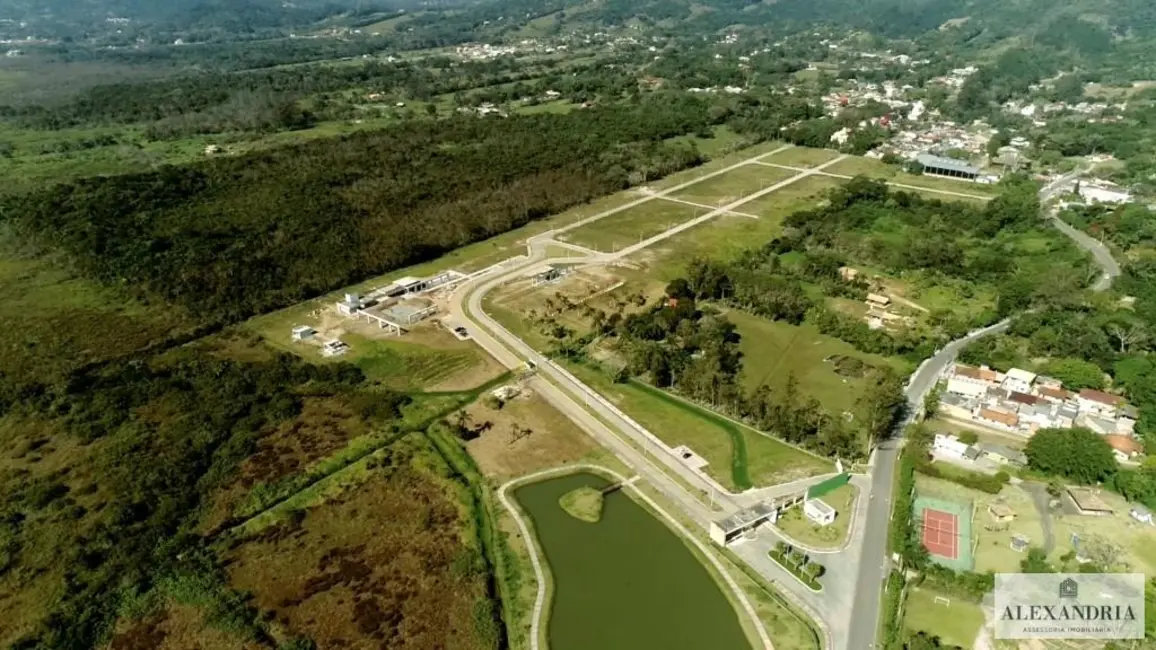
921;507;958;560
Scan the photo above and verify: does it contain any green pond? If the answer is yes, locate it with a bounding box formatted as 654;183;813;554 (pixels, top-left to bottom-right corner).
514;472;753;650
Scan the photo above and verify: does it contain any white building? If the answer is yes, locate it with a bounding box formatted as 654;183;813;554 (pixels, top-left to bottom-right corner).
291;325;316;341
934;433;970;459
804;499;836;526
1078;184;1131;205
1002;368;1037;395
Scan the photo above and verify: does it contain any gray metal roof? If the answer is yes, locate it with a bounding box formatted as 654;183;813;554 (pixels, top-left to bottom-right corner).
917;153;980;176
977;442;1027;463
715;501;777;534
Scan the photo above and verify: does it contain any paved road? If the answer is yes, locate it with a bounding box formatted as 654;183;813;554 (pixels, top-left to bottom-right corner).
843;168;1119;649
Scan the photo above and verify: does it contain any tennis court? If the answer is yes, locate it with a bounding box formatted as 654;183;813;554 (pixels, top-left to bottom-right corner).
913;494;975;571
921;508;958;559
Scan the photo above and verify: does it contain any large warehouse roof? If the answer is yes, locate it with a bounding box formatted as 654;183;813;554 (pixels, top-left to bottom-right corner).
917;153;980;176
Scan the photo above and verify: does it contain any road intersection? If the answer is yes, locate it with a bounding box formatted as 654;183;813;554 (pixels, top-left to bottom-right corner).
444;152;1116;650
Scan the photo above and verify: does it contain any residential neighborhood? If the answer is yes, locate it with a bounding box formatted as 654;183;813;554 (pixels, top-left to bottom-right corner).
936;363;1142;462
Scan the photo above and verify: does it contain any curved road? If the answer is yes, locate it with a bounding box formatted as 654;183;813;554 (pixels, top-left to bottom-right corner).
845;168;1121;648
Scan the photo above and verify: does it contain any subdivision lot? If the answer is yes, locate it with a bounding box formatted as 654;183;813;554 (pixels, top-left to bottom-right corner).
903;586;985;648
763;147;841;169
565;362;832;491
738;175;844;222
561;200;700;253
669;164;797;206
727;310;910;414
775;483;858;549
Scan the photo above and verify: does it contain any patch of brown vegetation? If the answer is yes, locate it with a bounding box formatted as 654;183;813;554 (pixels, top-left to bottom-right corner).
465;384;598;480
107;604;265;650
224;443;496;650
200;396;371;532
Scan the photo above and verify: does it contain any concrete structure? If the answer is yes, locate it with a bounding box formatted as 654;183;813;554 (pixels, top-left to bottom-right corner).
1002;368;1037;394
916;153;980;180
1067;487;1114;516
988;503;1016;522
1130;506;1153;525
805;499;837;526
321;339;349;357
291;325;316;341
710;502;780;545
337;293;362;316
1104;434;1142;462
866;293;891;308
1078;183;1132;205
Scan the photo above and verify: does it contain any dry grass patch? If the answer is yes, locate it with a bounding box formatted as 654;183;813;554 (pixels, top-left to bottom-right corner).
106;604;265;650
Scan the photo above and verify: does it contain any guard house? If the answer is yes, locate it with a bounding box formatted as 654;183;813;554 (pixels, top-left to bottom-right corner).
804;499;836;526
916;153;981;181
709;502;779;546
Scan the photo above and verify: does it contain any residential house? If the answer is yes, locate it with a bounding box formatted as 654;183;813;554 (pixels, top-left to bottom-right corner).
1035;375;1063;390
1077;389;1123;417
1002;368;1037;395
1104;435;1143;463
1018;402;1056;430
979;408;1019;430
938;392;975;419
934;433;970;458
977;442;1027;467
946;364;1000;398
1079;413;1120;435
804;499;836;526
1130;505;1154;525
1055;405;1079;428
1035;385;1074;405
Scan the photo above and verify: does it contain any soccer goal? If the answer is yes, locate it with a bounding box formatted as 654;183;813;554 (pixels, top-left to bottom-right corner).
934;596;951;607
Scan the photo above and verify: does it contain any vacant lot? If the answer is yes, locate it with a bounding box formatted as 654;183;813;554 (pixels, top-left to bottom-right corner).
670;164;796;206
225;437;499;650
464;385;602;480
561;200;700;253
727;310;909;414
903;586;985;648
763;147;841;169
737;175;844;222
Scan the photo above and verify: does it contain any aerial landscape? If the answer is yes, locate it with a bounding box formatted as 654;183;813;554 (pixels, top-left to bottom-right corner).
3;0;1156;649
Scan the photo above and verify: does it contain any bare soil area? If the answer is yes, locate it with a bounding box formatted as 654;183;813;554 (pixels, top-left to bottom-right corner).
465;386;599;480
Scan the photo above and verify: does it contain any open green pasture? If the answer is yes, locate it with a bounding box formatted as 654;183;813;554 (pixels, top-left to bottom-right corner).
669;164;797;206
762;147;841;169
726;310;910;414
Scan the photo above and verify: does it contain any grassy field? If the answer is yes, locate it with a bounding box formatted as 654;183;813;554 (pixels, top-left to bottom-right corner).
561;199;700;252
903;586;985;648
669;164;796;206
564;362;832;491
763;147;841;169
736;175;844;221
775;483;857;549
726;310;910;414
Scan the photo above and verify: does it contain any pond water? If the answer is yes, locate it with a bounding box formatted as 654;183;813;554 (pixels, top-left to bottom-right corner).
514;472;753;650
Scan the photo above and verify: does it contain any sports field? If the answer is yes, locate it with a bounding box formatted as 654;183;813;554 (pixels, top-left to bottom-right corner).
913;493;974;571
903;587;985;649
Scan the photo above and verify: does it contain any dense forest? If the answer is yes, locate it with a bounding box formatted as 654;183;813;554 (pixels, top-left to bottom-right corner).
0;97;715;327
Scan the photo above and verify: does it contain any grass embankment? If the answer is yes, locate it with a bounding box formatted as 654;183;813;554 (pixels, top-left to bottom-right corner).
559;486;604;523
563;361;832;491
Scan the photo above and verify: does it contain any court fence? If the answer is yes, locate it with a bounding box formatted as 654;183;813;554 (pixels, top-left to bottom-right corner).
912;493;975;572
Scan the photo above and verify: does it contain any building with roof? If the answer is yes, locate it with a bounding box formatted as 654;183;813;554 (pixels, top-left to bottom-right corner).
1080;413;1120;435
1130;505;1153;525
291;325;316;341
988;503;1016;522
938;392;975;419
977;442;1027;467
916;153;981;180
709;502;781;545
1077;389;1123;417
1078;183;1132;205
1036;385;1074;404
1002;368;1037;394
934;433;970;458
979;407;1019;429
1104;434;1143;462
946;364;1000;398
804;499;836;526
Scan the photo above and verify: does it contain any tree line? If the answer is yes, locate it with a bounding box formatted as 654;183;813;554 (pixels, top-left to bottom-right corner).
0;97;717;330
